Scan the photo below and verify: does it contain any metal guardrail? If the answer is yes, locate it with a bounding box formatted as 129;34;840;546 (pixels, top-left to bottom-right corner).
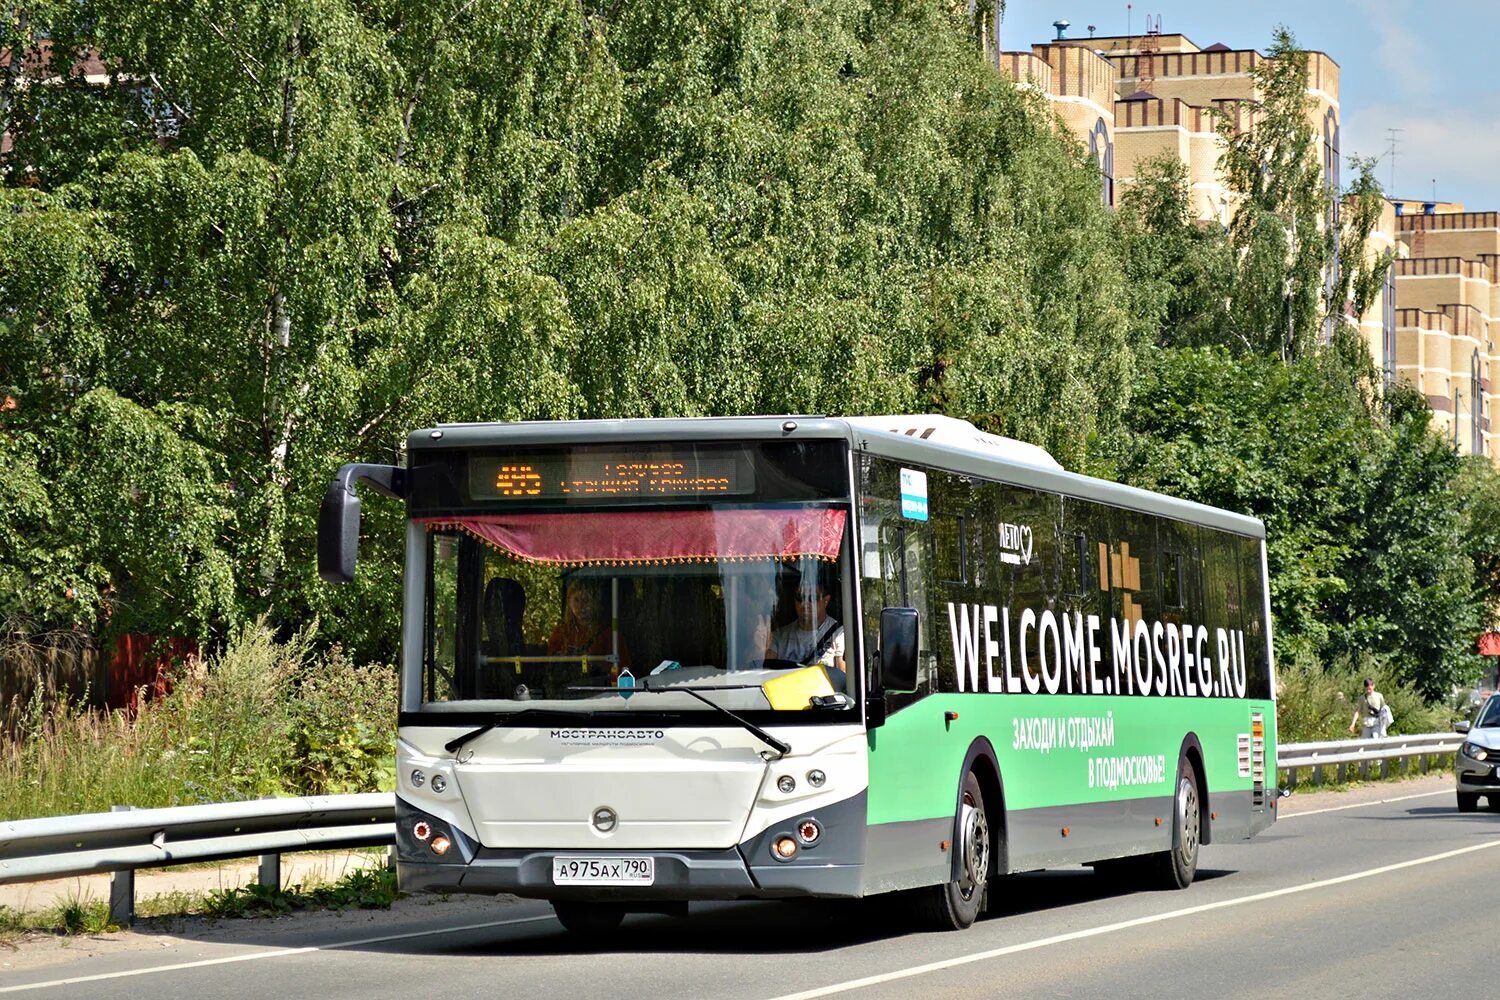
1278;732;1463;787
0;733;1468;924
0;793;395;924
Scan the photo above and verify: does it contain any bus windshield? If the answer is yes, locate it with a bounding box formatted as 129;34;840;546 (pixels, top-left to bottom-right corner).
418;504;855;717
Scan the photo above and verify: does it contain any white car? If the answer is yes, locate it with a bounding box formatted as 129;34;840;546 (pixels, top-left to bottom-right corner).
1455;695;1500;812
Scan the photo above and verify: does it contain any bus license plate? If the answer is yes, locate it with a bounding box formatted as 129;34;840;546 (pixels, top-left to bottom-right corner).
552;857;655;885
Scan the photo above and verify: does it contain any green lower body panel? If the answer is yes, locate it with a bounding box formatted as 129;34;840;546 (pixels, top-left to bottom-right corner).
864;694;1275;887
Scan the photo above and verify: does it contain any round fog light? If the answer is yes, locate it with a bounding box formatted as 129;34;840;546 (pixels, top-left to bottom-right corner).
430;835;452;856
431;774;447;793
412;820;432;841
777;775;796;794
797;820;821;845
410;769;426;788
806;769;826;787
772;835;798;860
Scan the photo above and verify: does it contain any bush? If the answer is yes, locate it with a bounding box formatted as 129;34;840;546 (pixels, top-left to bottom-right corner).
286;645;398;795
0;622;396;819
1275;651;1455;744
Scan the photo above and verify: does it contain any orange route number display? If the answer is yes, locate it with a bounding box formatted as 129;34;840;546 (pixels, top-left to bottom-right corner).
468;450;754;501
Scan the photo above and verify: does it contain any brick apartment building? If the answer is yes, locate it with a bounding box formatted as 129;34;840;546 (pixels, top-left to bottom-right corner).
996;22;1498;462
1392;204;1500;458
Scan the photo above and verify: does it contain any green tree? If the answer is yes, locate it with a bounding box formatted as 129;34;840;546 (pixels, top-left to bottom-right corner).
1116;154;1232;351
1215;27;1328;361
1118;346;1486;699
1;0;1138;660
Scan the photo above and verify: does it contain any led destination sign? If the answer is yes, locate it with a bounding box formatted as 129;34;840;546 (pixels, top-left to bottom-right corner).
468;449;754;500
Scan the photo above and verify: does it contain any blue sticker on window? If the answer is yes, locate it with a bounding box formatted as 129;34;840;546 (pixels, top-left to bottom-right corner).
900;468;928;521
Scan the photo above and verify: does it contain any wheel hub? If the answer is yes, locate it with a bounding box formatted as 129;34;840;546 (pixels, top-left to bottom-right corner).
959;791;989;899
1177;777;1200;865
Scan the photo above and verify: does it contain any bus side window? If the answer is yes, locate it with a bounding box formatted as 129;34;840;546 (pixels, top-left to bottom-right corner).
1160;553;1177;608
902;522;933;661
1238;536;1271;699
426;531;461;703
865;509;937;701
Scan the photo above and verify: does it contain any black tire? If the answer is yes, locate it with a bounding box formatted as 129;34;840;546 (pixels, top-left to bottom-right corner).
1486;794;1500;812
1457;792;1479;813
552;900;627;935
1143;755;1202;891
914;770;991;931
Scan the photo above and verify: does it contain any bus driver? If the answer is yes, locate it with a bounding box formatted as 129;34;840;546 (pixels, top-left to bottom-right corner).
766;574;845;674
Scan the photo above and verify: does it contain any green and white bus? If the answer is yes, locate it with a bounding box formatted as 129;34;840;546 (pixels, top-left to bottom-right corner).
318;414;1276;933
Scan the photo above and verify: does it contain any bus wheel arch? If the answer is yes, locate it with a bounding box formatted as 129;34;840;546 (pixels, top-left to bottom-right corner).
911;738;1008;931
952;737;1007;883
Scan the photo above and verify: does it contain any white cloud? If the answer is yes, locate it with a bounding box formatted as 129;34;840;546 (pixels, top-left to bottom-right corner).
1344;98;1500;207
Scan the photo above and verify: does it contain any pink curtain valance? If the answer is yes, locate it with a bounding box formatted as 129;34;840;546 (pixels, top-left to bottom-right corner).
419;508;846;567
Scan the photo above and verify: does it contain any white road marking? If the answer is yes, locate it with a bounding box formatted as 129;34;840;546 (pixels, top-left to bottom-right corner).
1281;788;1450;818
0;913;556;993
764;836;1500;1000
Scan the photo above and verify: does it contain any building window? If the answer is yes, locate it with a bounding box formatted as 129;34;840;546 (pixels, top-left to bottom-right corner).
1089;118;1114;208
1474;348;1484;456
1322;108;1341;343
1382;265;1396;387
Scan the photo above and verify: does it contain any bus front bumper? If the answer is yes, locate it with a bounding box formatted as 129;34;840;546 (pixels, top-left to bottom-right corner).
396;796;866;901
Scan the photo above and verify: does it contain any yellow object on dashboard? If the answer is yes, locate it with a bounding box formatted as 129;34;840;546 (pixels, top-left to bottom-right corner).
761;664;835;711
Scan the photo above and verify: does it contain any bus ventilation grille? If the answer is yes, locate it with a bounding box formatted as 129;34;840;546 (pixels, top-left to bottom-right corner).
1250;712;1266;807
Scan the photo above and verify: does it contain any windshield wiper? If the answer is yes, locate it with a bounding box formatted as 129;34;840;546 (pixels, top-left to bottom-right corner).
443;708;589;755
569;682;791;759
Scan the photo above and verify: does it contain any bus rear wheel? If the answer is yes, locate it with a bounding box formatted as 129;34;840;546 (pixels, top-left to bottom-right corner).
1146;757;1202;890
552;900;626;935
914;770;990;931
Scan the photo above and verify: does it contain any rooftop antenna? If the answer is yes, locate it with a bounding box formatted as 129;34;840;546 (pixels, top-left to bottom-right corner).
1053;19;1070;40
1384;127;1403;193
1088;24;1097;37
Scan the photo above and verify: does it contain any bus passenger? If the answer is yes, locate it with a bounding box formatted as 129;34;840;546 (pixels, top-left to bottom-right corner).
548;581;631;679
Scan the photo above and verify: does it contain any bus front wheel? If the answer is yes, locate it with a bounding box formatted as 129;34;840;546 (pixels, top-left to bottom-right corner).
915;770;990;931
552;900;626;935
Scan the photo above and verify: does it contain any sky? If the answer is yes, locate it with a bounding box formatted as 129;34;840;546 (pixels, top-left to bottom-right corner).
1004;0;1500;210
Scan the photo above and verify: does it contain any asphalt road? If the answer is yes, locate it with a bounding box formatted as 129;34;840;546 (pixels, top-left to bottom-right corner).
4;775;1496;999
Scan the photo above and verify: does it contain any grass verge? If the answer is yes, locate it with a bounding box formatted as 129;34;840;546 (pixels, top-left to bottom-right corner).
1;621;396;820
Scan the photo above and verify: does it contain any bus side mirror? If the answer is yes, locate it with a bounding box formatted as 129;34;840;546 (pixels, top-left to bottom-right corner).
879;608;919;694
318;481;361;583
317;463;406;584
